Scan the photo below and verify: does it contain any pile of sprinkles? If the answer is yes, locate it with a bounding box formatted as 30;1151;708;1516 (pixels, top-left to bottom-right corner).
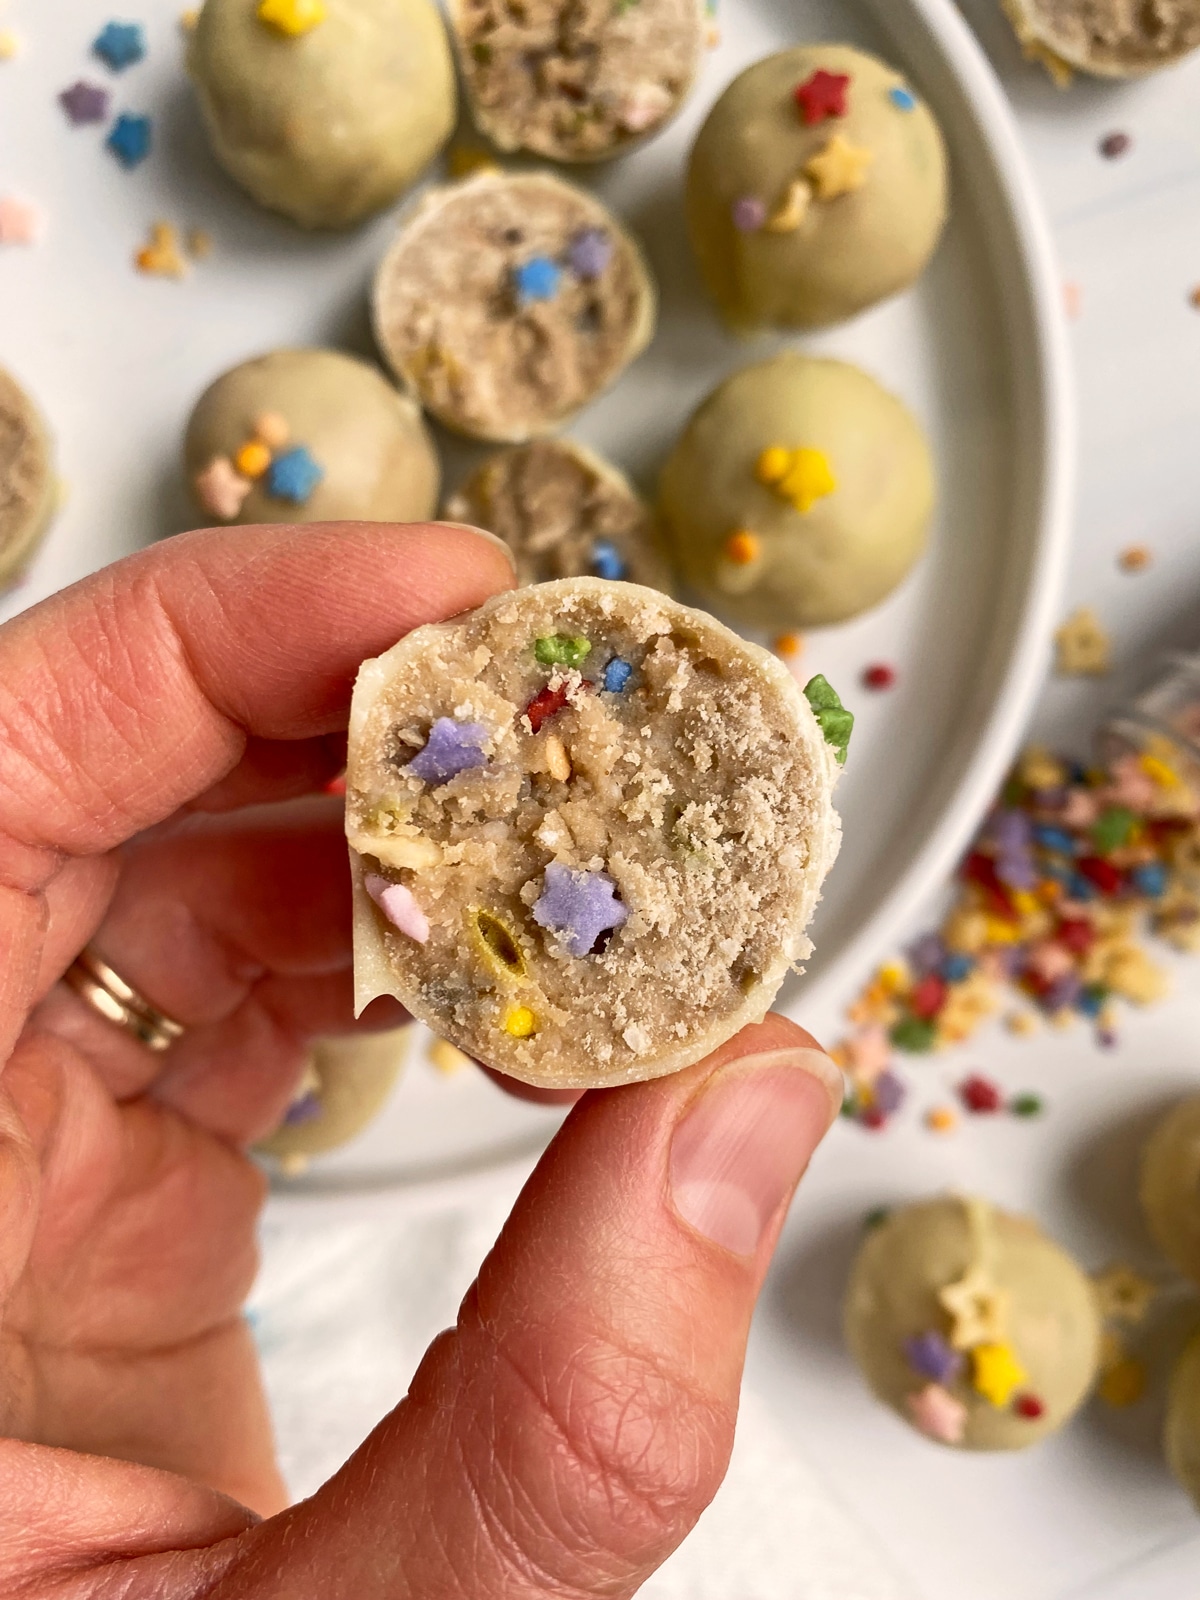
193;412;324;520
836;738;1200;1132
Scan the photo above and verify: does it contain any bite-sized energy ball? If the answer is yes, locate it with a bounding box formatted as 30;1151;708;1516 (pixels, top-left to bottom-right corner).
1001;0;1200;81
346;578;845;1089
185;348;440;527
659;353;935;630
845;1196;1102;1450
255;1028;411;1167
1166;1329;1200;1511
450;0;706;161
686;44;949;332
0;364;56;588
372;170;656;442
187;0;456;228
444;438;672;592
1141;1094;1200;1287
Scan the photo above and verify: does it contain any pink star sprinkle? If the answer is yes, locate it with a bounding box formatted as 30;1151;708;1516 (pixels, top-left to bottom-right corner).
844;1024;891;1087
193;455;252;521
365;874;430;943
0;197;40;245
906;1383;967;1444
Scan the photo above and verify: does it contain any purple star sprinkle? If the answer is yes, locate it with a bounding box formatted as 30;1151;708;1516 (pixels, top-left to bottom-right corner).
991;809;1032;852
731;195;766;232
406;718;489;785
996;850;1037;890
872;1069;907;1115
568;227;613;281
532;861;628;957
59;80;111;125
907;931;945;977
283;1090;322;1126
904;1330;963;1385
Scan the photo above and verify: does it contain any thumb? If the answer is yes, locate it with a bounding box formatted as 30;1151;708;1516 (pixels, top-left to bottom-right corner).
204;1015;841;1598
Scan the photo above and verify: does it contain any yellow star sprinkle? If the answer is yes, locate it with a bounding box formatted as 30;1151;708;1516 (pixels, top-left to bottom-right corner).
135;222;187;280
971;1341;1027;1408
502;1005;536;1038
938;1267;1010;1350
804;133;874;200
257;0;327;37
756;445;837;514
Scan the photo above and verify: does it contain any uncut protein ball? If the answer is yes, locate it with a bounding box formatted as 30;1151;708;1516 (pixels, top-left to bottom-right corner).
1140;1094;1200;1286
1001;0;1200;82
372;170;656;442
450;0;706;162
255;1028;411;1168
659;353;935;630
0;365;56;588
845;1196;1102;1450
187;0;456;229
345;577;846;1089
687;45;948;333
443;439;672;592
1166;1330;1200;1511
185;348;440;527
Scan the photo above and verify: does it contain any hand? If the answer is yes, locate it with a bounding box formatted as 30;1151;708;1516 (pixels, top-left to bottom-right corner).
0;522;842;1597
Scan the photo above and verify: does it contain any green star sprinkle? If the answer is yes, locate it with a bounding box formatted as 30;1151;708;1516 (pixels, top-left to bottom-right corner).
535;634;592;668
803;674;854;765
890;1016;937;1053
1010;1093;1044;1118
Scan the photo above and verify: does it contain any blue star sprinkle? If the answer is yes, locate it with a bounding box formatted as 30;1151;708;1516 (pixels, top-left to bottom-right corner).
265;444;323;503
59;80;111;125
889;85;917;112
93;21;146;71
532;861;628;957
590;538;626;581
406;718;489;785
106;112;151;168
602;657;632;694
513;255;562;305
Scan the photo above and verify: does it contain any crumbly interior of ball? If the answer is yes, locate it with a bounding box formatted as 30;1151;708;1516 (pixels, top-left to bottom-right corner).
374;178;648;438
0;372;51;572
1032;0;1200;56
444;441;669;590
347;586;826;1077
455;0;701;159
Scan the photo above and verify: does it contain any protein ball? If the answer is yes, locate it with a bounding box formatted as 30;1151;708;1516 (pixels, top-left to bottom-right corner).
185;348;440;527
450;0;706;161
1166;1330;1200;1511
845;1196;1102;1450
187;0;456;229
1140;1094;1200;1287
255;1028;411;1165
443;438;672;592
686;44;948;333
659;353;935;630
345;578;843;1089
0;364;56;588
372;170;656;442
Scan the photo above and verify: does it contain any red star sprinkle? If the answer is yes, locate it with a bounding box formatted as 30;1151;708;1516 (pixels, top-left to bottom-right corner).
794;69;851;126
1014;1393;1045;1420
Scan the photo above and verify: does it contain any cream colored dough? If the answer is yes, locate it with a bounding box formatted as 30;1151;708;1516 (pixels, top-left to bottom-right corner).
187;0;456;229
1166;1329;1200;1510
1141;1093;1200;1287
0;364;56;587
185;348;440;527
659;353;935;630
686;44;948;332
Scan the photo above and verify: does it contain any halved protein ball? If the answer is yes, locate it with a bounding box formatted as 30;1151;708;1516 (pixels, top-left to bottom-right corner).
686;44;948;332
1001;0;1200;82
0;364;57;588
443;438;672;591
450;0;706;161
372;171;656;441
254;1028;411;1170
659;353;935;630
185;348;440;527
346;578;844;1089
186;0;456;228
845;1196;1102;1451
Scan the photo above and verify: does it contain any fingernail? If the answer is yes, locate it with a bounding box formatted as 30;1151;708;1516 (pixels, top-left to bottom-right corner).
434;520;518;574
669;1049;843;1256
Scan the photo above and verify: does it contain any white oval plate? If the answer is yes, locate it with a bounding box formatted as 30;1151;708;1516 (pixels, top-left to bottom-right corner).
0;0;1070;1206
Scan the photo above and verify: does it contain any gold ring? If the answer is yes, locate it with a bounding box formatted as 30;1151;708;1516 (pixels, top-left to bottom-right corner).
63;947;186;1053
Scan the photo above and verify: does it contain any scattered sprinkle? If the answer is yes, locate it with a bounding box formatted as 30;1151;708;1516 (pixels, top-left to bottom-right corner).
773;632;804;660
1010;1091;1043;1118
756;444;837;513
568;227;613;281
234;440;272;479
1118;544;1152;572
365;873;431;942
1054;606;1110;675
723;529;761;566
959;1073;1004;1114
93;21;147;71
193;456;252;520
794;68;851;125
589;538;626;580
1190;285;1200;310
1093;1263;1157;1324
535;633;591;668
257;0;328;35
603;657;633;694
1099;1357;1146;1408
0;197;40;245
971;1341;1027;1407
513;255;562;304
266;444;323;503
804;133;873;200
502;1004;537;1038
889;84;917;111
135;221;187;278
764;176;812;233
179;8;201;30
904;1330;963;1384
429;1036;471;1075
1099;131;1131;160
863;1206;890;1230
532;861;628;957
731;195;767;233
1064;280;1083;320
59;80;111;125
106;112;152;168
407;718;489;785
863;662;896;691
1013;1392;1046;1420
925;1105;957;1133
906;1383;967;1444
803;675;853;765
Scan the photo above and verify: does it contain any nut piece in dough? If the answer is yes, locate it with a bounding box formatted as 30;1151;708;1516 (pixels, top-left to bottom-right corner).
0;364;56;588
450;0;706;162
686;44;949;333
255;1028;410;1165
845;1196;1103;1450
185;348;440;527
346;578;842;1089
187;0;457;228
1001;0;1200;83
1140;1093;1200;1287
659;353;935;630
372;170;656;442
444;438;672;592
